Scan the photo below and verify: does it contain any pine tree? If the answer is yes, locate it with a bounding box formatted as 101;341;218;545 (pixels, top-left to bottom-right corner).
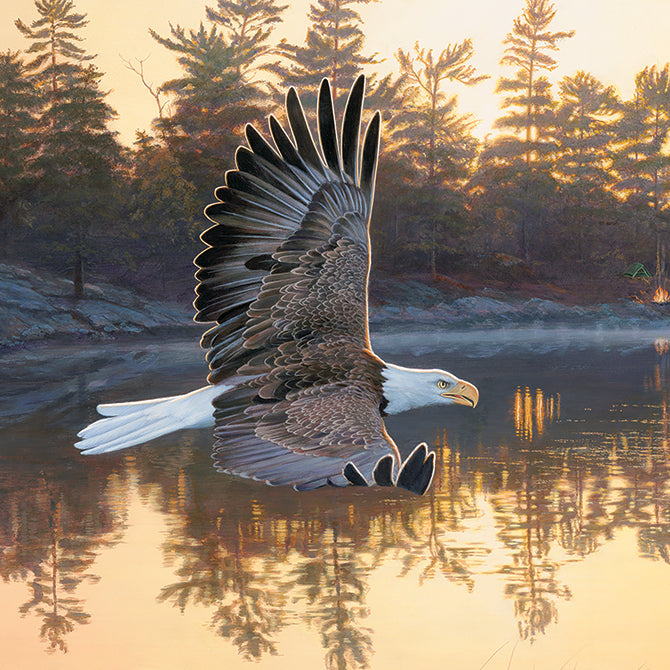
15;0;93;102
205;0;288;80
150;22;267;196
387;41;486;275
479;0;573;262
553;71;620;261
613;64;670;285
125;132;199;297
272;0;378;106
614;65;670;212
16;0;122;296
555;71;618;185
0;50;40;258
493;0;574;166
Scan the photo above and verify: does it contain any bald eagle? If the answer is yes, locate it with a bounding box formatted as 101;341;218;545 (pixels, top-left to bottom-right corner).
76;76;478;495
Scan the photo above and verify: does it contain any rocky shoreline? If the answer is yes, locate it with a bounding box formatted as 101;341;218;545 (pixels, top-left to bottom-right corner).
0;263;199;350
368;293;670;329
2;263;670;351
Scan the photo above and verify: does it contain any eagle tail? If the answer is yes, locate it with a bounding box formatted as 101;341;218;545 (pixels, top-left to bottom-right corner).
74;385;224;455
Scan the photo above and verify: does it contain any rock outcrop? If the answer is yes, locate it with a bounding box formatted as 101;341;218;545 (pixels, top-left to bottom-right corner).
0;264;197;348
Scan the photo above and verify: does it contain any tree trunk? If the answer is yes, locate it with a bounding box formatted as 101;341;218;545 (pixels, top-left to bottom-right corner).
73;249;84;298
656;234;666;290
520;214;529;262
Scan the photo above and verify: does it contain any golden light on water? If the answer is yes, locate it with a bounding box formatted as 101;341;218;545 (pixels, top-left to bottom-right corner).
514;386;561;441
6;335;670;668
2;407;670;669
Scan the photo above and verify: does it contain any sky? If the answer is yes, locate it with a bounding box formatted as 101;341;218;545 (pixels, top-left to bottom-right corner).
1;0;670;146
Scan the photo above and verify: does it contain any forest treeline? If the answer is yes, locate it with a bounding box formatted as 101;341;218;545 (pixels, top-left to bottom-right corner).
2;0;670;300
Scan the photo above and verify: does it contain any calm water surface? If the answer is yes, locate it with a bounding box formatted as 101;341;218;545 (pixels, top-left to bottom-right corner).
2;328;670;669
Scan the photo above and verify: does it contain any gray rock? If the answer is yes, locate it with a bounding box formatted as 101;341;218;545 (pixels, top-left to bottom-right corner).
0;263;198;348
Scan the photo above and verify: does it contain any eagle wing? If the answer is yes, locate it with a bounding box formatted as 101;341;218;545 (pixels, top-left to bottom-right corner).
194;77;401;490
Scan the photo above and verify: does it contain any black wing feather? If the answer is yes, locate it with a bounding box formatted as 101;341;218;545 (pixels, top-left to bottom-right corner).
286;87;324;174
244;124;283;169
360;111;381;203
341;74;365;183
269;114;307;172
318;79;342;174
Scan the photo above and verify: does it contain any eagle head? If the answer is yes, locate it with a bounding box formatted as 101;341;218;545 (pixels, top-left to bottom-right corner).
381;363;479;415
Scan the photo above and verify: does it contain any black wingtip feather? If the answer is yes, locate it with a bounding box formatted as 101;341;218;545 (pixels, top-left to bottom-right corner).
396;443;427;491
413;452;435;495
341;75;365;183
344;462;369;487
286;87;323;173
269;115;303;169
373;455;395;487
318;79;341;174
360;110;381;202
396;444;435;495
245;123;283;169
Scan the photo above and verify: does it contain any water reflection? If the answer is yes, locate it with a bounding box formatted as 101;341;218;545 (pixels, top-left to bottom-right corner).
146;429;670;654
513;386;560;441
0;457;126;653
3;332;670;666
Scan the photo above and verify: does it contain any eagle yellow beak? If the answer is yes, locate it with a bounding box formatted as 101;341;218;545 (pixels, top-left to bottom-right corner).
441;380;479;407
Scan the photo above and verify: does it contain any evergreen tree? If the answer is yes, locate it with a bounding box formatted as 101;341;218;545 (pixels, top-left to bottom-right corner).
273;0;379;106
124;132;199;297
16;0;123;296
205;0;288;80
478;0;573;262
553;71;620;261
614;65;670;212
387;41;485;274
0;51;40;258
150;22;267;196
16;0;93;102
493;0;574;166
555;71;619;185
613;64;670;284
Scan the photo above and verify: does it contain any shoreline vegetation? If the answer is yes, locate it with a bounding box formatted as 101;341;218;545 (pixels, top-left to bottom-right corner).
3;262;669;353
4;0;670;317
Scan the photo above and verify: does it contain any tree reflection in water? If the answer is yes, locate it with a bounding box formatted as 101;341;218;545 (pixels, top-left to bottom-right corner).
137;381;670;660
154;469;388;667
3;339;670;663
0;457;126;653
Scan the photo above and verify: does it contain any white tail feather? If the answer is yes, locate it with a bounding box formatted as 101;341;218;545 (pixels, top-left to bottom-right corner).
97;395;184;417
75;385;225;455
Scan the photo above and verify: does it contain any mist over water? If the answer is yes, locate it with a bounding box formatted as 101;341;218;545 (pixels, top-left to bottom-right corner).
2;327;670;668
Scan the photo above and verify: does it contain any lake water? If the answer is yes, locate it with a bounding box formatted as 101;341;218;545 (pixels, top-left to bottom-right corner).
2;328;670;669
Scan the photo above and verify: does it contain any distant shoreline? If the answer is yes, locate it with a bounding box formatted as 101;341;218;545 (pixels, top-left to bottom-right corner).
3;262;670;353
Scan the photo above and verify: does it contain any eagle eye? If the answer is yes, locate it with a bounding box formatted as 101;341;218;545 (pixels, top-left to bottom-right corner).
437;380;448;389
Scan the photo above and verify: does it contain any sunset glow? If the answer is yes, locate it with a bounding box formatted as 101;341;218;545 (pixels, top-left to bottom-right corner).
1;0;669;143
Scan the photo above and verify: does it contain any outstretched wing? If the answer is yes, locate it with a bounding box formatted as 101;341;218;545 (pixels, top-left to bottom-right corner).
195;77;400;490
